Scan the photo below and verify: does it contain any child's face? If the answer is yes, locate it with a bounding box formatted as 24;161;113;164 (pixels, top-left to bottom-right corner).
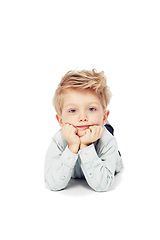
56;89;109;137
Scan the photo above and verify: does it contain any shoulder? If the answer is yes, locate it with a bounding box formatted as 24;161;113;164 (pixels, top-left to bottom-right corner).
95;126;118;153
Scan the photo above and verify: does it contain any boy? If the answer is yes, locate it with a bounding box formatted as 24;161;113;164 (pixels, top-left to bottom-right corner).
44;69;123;192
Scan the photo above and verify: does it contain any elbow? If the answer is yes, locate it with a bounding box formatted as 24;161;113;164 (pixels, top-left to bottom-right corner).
93;174;114;192
44;174;66;191
44;179;64;191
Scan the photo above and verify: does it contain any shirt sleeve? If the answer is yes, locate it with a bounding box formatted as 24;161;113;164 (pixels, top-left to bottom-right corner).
44;138;78;191
79;138;121;192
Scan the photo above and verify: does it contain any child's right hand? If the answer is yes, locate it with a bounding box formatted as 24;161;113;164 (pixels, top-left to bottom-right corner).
61;123;80;154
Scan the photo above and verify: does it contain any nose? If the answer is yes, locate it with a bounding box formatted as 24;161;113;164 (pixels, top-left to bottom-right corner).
79;110;88;122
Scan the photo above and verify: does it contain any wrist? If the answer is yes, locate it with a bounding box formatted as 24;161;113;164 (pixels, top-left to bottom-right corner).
68;144;80;154
80;143;90;150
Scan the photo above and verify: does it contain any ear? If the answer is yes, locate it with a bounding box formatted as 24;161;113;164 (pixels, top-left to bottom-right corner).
103;110;110;125
56;114;63;127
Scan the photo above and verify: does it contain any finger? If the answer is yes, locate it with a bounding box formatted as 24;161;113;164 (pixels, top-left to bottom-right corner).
90;125;99;135
63;124;72;134
89;126;96;135
101;126;104;132
85;128;91;135
96;126;104;136
91;127;96;134
99;127;104;136
62;123;70;130
62;123;73;135
64;123;74;130
89;125;99;131
68;124;78;135
90;126;103;138
89;126;95;131
61;124;68;133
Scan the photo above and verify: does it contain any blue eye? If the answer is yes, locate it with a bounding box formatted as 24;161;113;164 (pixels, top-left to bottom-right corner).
89;107;96;111
69;109;76;113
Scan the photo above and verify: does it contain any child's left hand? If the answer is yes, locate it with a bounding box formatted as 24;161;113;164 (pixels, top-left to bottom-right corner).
80;125;104;149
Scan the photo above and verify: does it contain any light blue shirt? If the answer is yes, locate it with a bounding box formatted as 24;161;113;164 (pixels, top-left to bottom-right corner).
44;126;123;192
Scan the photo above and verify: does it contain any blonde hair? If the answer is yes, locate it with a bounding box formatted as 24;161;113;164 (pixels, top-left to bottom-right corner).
53;69;112;116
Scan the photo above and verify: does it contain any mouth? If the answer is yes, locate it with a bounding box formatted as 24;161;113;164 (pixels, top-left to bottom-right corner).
76;125;90;130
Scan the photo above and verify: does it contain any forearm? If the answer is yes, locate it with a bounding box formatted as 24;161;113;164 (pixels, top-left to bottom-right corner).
79;144;117;192
44;146;78;190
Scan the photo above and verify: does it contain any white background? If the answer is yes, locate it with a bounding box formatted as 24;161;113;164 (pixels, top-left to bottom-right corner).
0;0;160;239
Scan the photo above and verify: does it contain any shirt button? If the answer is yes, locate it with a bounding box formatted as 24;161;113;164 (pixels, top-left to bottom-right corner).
61;175;65;180
89;173;93;178
83;153;87;157
68;157;72;161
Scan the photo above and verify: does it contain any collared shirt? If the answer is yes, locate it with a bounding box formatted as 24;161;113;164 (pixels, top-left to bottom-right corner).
44;126;123;192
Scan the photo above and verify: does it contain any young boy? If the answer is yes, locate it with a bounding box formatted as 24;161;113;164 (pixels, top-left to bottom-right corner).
44;69;123;192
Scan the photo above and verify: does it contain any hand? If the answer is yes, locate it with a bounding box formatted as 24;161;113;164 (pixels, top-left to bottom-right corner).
61;123;80;153
80;125;104;149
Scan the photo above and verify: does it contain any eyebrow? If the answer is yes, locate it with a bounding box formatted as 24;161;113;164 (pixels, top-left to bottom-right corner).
64;102;100;108
63;104;77;108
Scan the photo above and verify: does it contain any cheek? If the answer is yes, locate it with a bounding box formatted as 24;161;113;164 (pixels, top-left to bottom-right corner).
91;113;104;125
62;114;76;125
